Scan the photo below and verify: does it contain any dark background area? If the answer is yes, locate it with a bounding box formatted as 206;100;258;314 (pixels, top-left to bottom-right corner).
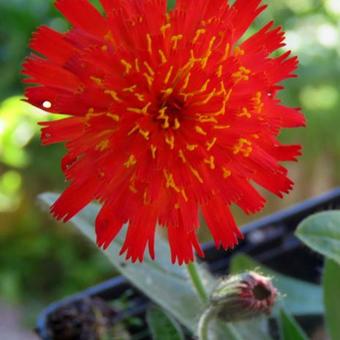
0;0;339;337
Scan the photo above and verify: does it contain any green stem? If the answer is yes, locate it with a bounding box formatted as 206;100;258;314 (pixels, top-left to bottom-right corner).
198;309;242;340
198;307;214;340
186;262;208;303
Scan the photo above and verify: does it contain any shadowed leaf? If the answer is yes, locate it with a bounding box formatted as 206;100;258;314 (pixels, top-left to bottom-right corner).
323;259;340;340
296;211;340;265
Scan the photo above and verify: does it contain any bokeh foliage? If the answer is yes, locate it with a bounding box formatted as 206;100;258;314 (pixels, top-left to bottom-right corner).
0;0;339;323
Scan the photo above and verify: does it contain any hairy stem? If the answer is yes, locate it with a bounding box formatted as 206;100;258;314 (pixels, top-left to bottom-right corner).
198;307;214;340
186;262;208;303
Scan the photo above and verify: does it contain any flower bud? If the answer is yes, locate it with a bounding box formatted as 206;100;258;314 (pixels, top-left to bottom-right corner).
209;271;277;322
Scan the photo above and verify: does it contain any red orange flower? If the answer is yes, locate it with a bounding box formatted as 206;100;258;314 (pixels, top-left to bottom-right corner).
24;0;304;264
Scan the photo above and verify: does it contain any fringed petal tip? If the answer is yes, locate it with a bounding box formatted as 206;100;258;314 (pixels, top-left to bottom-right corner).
96;220;205;265
50;203;72;223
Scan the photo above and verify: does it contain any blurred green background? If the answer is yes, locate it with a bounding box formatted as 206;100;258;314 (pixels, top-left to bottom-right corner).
0;0;339;334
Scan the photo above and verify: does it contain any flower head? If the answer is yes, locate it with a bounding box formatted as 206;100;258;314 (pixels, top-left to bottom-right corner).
210;272;277;321
24;0;304;264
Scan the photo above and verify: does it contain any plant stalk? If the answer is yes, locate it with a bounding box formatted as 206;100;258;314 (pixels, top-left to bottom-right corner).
186;262;208;303
197;307;214;340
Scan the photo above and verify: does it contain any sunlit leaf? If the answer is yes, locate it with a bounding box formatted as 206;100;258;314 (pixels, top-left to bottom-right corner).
39;193;221;335
39;192;270;339
0;171;22;212
0;96;43;167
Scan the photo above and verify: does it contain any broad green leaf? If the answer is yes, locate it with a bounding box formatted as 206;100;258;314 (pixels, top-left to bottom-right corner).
147;305;185;340
323;259;340;340
225;318;272;340
39;193;240;338
230;254;323;316
295;211;340;265
279;309;308;340
39;193;272;340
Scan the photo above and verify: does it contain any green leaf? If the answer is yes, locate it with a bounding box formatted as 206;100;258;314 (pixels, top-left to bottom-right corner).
39;193;271;340
231;318;272;340
295;211;340;265
323;259;340;340
279;309;308;340
147;305;185;340
39;193;233;335
230;254;323;316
